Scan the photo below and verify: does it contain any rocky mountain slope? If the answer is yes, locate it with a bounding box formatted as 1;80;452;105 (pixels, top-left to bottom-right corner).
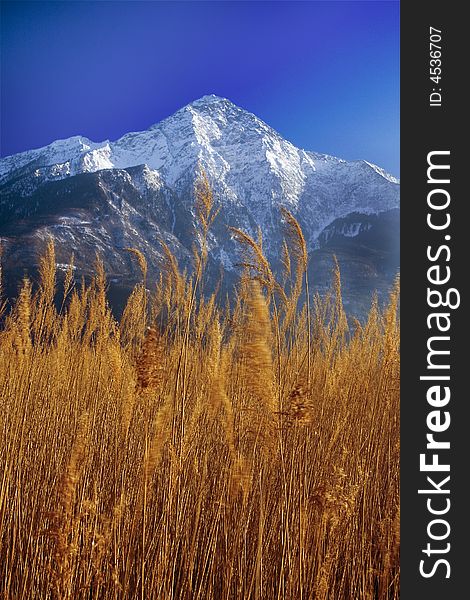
0;95;399;316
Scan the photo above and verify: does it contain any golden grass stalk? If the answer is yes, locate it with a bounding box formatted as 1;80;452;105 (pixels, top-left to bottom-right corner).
0;199;399;600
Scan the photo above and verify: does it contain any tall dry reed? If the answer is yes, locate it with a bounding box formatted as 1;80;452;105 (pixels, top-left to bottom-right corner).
0;176;399;599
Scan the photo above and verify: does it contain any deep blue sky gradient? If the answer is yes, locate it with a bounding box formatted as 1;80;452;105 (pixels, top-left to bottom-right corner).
1;1;400;175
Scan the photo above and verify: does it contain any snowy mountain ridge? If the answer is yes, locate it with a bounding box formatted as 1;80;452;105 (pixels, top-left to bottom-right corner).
0;95;399;246
0;95;399;316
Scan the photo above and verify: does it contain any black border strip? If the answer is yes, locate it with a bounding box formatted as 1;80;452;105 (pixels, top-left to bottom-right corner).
401;1;467;597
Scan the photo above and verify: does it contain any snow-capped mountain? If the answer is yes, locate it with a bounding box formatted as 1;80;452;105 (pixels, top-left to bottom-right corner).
0;95;399;315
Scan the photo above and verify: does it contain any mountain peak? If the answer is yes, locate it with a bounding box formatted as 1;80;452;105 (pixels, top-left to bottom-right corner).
177;94;248;122
190;94;232;106
147;95;238;132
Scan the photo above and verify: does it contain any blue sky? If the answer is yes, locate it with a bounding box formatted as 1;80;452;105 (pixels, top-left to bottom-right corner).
0;1;399;176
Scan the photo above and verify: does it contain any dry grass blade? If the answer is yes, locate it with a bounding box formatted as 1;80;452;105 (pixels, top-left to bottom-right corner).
0;200;399;600
124;248;148;282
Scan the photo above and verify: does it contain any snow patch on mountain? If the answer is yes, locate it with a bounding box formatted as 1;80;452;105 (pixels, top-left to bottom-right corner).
363;160;400;184
319;221;373;245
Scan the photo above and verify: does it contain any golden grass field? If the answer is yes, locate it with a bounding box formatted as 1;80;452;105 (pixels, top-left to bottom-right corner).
0;178;399;599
